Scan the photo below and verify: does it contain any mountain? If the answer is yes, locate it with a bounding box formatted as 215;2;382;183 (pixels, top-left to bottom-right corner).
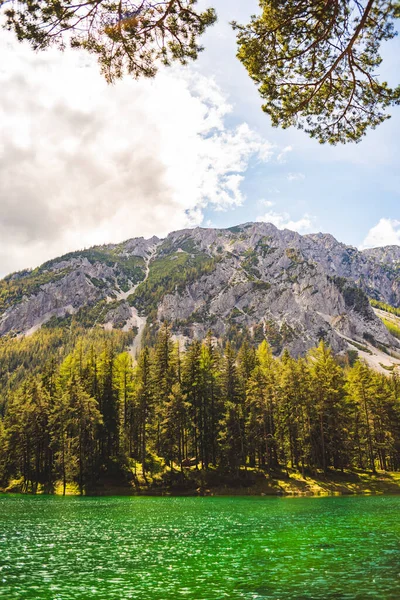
1;222;399;370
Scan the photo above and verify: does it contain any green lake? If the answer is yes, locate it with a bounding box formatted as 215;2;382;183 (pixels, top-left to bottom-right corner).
0;495;399;599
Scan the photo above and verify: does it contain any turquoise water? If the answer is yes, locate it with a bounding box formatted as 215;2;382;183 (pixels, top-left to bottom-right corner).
0;495;399;599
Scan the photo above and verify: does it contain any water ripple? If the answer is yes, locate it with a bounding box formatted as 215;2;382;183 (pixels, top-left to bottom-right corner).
0;495;399;599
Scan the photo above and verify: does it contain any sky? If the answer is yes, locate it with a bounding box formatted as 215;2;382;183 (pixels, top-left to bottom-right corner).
0;0;399;277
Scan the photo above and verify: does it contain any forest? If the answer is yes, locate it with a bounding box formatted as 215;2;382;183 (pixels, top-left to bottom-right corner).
0;323;400;494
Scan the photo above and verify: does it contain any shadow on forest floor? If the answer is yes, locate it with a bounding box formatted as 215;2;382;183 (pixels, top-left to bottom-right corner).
5;466;400;497
267;468;400;496
88;466;400;496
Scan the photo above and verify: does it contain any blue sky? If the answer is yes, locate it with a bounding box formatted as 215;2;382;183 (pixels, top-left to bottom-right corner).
0;0;399;276
194;0;400;248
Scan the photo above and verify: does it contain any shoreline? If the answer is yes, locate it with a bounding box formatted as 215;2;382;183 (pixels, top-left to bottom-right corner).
3;468;400;497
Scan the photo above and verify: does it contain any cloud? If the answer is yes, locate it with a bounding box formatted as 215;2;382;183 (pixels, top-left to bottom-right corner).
256;210;315;233
287;172;305;181
0;33;273;276
360;218;400;249
277;145;293;163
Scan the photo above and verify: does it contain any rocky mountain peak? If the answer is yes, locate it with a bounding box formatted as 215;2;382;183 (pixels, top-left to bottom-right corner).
1;222;399;372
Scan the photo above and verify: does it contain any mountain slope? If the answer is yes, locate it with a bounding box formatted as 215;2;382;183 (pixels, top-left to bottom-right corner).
1;222;399;370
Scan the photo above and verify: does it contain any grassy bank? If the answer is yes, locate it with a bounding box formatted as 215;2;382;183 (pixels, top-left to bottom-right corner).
4;467;400;496
149;467;400;496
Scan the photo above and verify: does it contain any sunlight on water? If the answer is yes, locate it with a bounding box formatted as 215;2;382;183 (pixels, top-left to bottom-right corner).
0;495;399;599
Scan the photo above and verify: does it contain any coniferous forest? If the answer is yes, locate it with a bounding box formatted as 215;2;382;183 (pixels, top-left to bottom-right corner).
1;322;400;495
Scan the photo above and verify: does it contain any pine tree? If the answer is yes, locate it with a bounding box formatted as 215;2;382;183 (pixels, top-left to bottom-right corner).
133;347;153;476
182;340;202;467
257;341;278;470
219;342;245;469
199;333;221;467
276;351;302;475
3;378;52;492
219;402;243;474
161;382;189;470
114;352;134;457
246;365;270;469
98;342;119;460
346;360;378;473
308;342;346;473
152;323;176;456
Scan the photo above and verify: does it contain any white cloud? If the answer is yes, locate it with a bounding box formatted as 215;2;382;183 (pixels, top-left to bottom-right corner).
259;199;275;208
287;172;305;181
277;145;293;163
256;210;315;234
360;218;400;249
0;32;273;276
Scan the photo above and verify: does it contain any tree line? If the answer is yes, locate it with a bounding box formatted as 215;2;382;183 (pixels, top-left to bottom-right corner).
1;324;400;494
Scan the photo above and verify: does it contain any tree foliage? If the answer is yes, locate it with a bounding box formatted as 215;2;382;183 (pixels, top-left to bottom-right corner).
1;0;216;82
2;0;400;141
1;325;400;493
234;0;400;143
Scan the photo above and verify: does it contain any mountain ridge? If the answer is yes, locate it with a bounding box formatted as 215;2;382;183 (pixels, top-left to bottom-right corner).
1;222;399;371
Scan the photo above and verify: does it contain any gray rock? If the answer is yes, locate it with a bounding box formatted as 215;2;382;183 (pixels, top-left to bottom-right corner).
1;223;399;364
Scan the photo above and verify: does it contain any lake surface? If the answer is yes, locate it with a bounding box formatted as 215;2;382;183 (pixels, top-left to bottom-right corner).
0;495;399;599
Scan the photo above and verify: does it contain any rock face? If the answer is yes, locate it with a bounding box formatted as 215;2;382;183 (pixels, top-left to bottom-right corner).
1;222;399;365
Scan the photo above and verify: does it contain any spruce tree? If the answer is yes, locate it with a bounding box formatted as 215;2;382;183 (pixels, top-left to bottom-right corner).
308;342;346;473
134;347;153;476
